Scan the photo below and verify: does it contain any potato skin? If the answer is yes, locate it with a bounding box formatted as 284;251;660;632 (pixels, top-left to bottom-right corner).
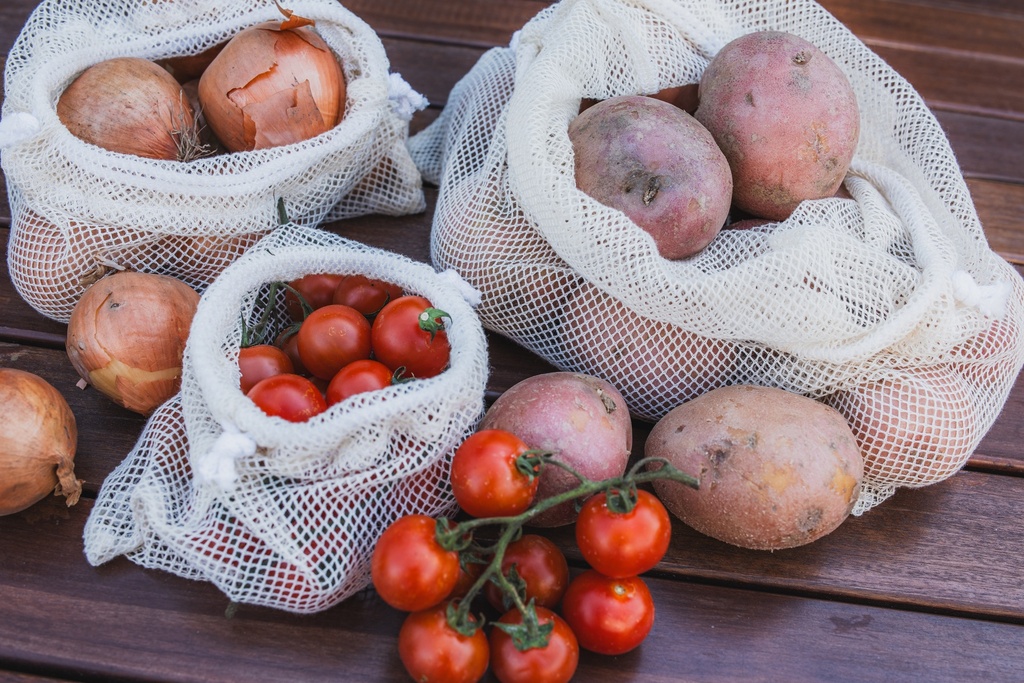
570;95;733;260
695;31;860;221
480;372;633;526
646;385;863;550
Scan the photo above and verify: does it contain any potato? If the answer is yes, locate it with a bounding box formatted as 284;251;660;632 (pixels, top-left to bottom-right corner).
480;372;633;527
561;282;735;421
646;385;863;550
695;31;860;221
569;95;733;260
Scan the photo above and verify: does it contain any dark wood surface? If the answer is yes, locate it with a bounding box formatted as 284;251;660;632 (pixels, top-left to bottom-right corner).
3;0;1024;681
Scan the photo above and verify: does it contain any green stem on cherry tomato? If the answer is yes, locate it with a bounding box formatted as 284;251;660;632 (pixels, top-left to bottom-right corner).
435;455;699;647
417;307;449;341
241;281;283;347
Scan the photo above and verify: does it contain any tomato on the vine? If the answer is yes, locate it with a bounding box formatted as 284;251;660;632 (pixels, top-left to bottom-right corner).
238;344;294;394
247;373;327;422
489;606;579;683
274;326;308;376
285;273;346;320
561;569;655;655
333;274;404;317
398;604;489;683
371;295;451;379
296;304;372;380
371;514;460;612
325;359;394;406
485;534;569;612
575;488;672;578
450;429;539;518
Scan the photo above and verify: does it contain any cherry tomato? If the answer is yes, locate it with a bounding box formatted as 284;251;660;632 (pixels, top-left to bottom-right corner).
489;606;579;683
333;274;404;316
575;489;672;578
238;344;294;394
485;534;569;612
296;304;372;380
450;429;539;518
398;604;489;683
561;570;655;655
247;373;327;422
285;272;346;320
275;325;308;376
371;514;460;612
371;295;451;379
325;359;394;406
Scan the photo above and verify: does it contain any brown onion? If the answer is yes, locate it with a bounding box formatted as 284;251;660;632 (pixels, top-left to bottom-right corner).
198;15;346;152
58;56;207;161
0;369;81;516
66;271;200;415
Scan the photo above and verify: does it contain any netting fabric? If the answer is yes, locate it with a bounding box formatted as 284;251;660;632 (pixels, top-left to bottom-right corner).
409;0;1024;514
83;226;489;613
2;0;427;323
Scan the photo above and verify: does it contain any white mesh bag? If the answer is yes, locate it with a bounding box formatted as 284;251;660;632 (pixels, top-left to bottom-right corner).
1;0;428;323
83;226;489;613
409;0;1024;514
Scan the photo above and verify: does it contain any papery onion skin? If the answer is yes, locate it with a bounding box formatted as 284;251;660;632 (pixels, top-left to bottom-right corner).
0;369;81;516
198;22;346;152
66;271;200;416
57;57;202;161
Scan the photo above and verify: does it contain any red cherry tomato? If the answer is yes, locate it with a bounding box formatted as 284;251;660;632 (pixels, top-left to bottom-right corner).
575;489;672;578
371;295;451;379
561;570;655;655
325;359;394;406
296;304;372;380
285;272;346;320
371;514;460;612
333;274;404;316
238;344;294;394
275;325;308;376
398;604;489;683
485;534;569;613
450;429;540;518
247;373;327;422
489;606;579;683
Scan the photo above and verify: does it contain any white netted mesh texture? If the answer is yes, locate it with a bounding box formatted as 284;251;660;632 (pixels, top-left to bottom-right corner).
83;226;489;613
408;0;1024;514
2;0;426;323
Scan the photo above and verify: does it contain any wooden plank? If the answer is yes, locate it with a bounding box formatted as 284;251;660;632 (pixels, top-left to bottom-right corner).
938;112;1024;186
818;0;1024;60
969;181;1024;265
2;497;1024;683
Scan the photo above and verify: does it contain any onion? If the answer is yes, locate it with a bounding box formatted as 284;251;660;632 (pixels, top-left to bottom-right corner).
58;56;208;161
198;11;346;152
66;271;200;415
0;369;81;516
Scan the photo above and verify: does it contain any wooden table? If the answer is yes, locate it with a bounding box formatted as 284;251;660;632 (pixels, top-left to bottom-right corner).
3;0;1024;681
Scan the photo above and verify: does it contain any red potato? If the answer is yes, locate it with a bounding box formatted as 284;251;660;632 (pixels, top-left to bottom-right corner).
824;366;978;487
569;95;733;260
479;372;633;527
647;385;863;550
561;282;735;421
695;31;860;220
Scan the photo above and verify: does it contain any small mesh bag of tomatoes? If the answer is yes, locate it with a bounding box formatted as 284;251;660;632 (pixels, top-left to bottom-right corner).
409;0;1024;514
83;226;489;613
1;0;428;324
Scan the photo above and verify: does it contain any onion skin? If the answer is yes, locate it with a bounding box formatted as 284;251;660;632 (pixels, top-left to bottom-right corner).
66;271;200;415
57;57;200;161
0;369;81;516
198;22;346;151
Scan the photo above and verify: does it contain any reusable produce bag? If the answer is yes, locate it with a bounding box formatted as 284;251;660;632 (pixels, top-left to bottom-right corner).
409;0;1024;513
83;227;489;613
1;0;428;323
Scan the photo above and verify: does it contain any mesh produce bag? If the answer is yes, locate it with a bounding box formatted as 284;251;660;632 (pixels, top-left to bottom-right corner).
1;0;428;323
83;226;489;613
409;0;1024;514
